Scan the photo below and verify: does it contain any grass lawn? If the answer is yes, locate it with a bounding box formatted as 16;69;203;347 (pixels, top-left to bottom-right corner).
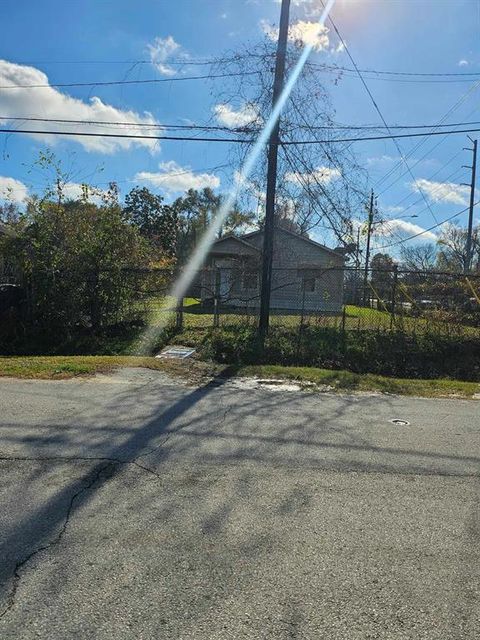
238;364;480;398
137;295;479;338
0;356;478;399
0;355;223;382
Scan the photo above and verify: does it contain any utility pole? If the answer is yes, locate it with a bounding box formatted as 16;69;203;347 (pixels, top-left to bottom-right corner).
463;137;477;273
363;189;375;306
354;226;361;305
258;0;291;341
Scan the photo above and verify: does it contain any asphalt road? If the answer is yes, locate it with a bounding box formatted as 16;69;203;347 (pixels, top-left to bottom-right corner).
0;368;479;639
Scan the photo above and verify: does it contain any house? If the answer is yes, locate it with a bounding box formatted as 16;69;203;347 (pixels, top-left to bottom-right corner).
199;227;346;314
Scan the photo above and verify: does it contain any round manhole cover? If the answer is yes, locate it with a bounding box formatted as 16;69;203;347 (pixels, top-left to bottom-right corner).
389;419;410;426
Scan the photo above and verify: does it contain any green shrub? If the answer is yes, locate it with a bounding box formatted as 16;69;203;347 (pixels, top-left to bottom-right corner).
193;325;480;381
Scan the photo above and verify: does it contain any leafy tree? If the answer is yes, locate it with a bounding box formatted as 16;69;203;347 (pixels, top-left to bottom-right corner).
172;187;255;263
3;198;151;333
0;201;21;224
370;253;395;300
124;187;178;258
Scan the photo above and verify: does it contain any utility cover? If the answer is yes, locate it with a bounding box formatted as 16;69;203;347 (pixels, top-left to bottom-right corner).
156;346;196;360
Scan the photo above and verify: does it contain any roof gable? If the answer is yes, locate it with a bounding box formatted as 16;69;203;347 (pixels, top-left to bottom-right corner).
240;227;343;259
210;234;260;254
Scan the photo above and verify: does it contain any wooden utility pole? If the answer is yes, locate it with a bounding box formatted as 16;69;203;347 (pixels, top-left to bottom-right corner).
258;0;291;341
362;189;375;306
464;137;477;273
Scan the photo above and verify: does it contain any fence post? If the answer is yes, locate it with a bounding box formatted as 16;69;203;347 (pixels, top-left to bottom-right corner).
213;268;221;328
299;275;306;331
390;264;398;330
175;295;183;331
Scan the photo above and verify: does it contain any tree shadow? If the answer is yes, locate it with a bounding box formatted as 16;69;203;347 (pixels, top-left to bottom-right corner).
0;372;479;636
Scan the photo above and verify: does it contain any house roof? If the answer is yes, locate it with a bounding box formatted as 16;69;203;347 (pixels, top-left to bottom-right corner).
236;227;344;260
210;234;260;254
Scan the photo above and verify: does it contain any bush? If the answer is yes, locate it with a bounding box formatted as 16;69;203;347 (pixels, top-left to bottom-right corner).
1;199;153;348
193;325;480;381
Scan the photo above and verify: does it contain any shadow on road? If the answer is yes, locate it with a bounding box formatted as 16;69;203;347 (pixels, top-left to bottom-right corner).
1;370;479;636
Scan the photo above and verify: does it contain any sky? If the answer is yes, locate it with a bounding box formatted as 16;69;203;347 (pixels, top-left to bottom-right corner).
0;0;479;255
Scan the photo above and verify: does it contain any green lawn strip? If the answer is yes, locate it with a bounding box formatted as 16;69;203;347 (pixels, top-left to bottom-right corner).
1;356;478;398
0;355;223;382
237;364;480;398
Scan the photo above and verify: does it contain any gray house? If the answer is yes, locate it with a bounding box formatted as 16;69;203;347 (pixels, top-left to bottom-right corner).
199;227;345;314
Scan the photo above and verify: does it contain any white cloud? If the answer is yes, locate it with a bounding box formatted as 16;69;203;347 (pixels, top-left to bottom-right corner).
147;35;185;77
261;19;330;52
285;166;341;186
0;60;160;154
366;155;399;167
0;176;28;203
134;161;220;193
383;205;405;215
332;41;345;54
213;103;262;128
373;218;438;242
61;182;108;204
412;178;470;205
458;59;469;67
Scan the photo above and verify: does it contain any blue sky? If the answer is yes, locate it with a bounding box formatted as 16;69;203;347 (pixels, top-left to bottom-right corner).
0;0;479;253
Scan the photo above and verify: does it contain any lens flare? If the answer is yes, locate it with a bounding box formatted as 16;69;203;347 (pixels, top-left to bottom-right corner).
135;0;337;355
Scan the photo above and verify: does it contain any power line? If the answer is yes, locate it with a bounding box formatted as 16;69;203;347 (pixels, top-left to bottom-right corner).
284;128;480;144
373;83;480;192
376;142;463;198
18;56;480;78
0;128;254;143
4;115;480;133
323;7;439;225
381;166;464;218
3;126;480;144
282;143;350;243
313;71;480;84
376;203;478;250
306;62;480;78
14;54;266;66
0;70;259;90
0;116;255;133
297;120;480;132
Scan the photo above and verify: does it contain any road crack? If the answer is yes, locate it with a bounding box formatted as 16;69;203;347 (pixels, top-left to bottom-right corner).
0;454;163;480
132;433;172;464
0;462;116;620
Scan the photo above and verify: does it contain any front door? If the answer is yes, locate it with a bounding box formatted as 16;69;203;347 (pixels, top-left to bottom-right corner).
219;269;230;300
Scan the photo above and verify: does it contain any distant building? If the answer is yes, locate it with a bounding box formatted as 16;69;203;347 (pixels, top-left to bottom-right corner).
199;227;345;314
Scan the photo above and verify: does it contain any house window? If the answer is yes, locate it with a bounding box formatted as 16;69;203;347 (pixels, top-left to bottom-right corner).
303;276;316;292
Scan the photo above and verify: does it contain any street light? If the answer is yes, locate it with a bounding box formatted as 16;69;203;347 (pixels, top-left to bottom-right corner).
395;213;418;220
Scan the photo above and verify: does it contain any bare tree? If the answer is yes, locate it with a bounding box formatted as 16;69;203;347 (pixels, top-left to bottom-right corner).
210;39;368;245
400;243;437;272
437;224;480;273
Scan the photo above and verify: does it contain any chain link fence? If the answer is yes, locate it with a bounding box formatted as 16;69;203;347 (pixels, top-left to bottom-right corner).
164;266;480;338
3;264;480;343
